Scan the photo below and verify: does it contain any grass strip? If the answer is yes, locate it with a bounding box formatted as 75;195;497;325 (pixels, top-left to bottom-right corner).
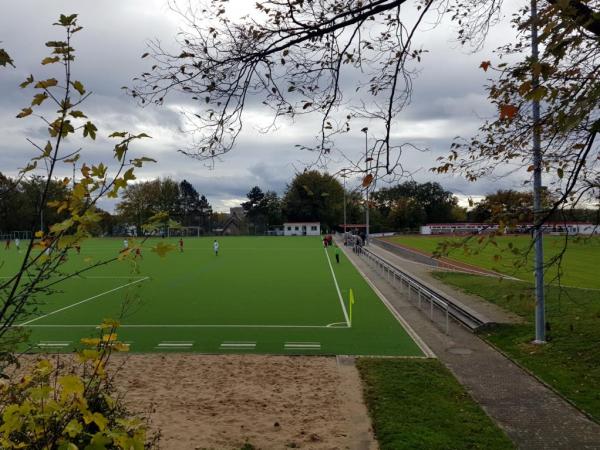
356;358;514;450
434;272;600;421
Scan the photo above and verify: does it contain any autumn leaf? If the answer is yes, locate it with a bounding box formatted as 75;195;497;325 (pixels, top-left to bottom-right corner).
0;48;15;68
19;74;34;88
499;104;518;120
151;242;175;258
479;60;491;71
31;92;48;106
83;121;97;139
16;107;33;118
69;110;87;118
41;56;60;65
362;173;374;187
34;78;58;89
71;80;86;95
58;375;84;400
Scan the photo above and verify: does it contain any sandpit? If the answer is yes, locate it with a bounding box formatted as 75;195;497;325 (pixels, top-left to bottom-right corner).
113;354;377;450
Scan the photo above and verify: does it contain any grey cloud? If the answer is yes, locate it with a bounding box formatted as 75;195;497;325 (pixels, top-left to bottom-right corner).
1;0;528;214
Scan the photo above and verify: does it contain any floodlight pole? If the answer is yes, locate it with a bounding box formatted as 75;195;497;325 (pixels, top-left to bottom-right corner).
362;128;370;245
531;0;546;344
342;169;348;237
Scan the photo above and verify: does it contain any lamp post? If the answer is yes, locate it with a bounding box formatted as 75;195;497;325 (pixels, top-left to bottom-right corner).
361;127;370;245
341;169;349;238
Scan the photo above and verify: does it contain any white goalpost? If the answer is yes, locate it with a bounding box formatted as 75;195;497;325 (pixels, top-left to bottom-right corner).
167;226;202;237
0;230;33;241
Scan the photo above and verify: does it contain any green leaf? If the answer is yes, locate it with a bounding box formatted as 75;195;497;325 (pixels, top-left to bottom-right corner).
114;144;127;161
123;168;136;182
557;168;564;179
0;48;15;68
131;156;157;167
58;375;84;400
16;107;33;118
71;80;86;95
69;110;87;118
58;14;78;26
34;78;58;89
20;74;34;88
83;121;97;140
50;218;74;233
41;56;60;65
64;419;83;438
31;92;48;106
108;131;128;138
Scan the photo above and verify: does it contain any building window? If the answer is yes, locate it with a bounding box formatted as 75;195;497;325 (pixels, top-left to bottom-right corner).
287;226;291;231
311;226;317;231
295;226;299;231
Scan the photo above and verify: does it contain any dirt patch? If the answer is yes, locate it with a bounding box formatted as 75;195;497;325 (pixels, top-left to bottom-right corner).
110;354;376;450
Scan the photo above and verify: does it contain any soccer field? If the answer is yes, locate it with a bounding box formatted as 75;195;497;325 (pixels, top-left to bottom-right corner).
385;235;600;289
2;236;424;356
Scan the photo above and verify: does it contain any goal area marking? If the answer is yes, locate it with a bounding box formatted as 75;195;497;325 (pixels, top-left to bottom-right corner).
16;247;353;330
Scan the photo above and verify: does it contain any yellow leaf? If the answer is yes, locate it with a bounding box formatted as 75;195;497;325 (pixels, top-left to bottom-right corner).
78;349;100;362
41;56;60;65
99;319;120;329
64;419;83;438
34;78;58;89
112;342;130;352
102;333;117;342
151;242;175;258
16;107;33;118
35;359;54;376
50;218;74;233
71;80;86;95
58;375;84;400
91;412;108;431
80;337;100;346
31;92;48;106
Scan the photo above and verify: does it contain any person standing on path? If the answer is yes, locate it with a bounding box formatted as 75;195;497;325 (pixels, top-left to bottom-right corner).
213;239;219;256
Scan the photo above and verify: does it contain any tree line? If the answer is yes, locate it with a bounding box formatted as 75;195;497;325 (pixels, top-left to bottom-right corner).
5;169;594;236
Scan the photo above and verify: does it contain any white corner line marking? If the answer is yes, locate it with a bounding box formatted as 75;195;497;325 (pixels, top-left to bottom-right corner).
19;277;150;326
340;245;436;358
323;247;350;327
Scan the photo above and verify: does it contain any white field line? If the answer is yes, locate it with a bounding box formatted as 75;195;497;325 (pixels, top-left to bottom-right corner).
340;244;436;358
18;277;150;326
158;343;193;347
326;322;348;328
18;323;350;329
38;342;70;347
285;342;321;349
323;247;350;327
220;341;256;348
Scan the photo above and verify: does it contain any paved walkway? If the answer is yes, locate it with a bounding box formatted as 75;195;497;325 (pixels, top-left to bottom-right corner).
341;242;600;450
371;241;522;324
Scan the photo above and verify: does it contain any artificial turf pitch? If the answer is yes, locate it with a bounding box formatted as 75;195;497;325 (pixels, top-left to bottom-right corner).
2;236;423;356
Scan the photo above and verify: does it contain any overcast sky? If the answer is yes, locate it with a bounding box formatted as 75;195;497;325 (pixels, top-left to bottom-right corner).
0;1;526;212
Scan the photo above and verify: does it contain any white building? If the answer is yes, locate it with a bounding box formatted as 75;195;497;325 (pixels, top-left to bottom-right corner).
420;222;598;235
283;222;321;236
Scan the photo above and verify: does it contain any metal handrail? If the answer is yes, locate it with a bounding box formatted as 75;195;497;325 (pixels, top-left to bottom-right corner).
356;246;486;333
